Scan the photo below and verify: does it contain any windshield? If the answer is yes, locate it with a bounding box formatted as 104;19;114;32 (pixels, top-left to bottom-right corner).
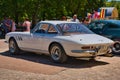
57;23;94;34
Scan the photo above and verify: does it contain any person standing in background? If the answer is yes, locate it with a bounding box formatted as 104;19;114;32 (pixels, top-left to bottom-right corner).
71;14;79;23
22;18;31;32
92;10;99;19
61;16;67;21
2;16;12;33
11;20;16;32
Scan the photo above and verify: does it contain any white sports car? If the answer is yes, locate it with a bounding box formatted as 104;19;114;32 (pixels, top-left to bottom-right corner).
6;21;114;63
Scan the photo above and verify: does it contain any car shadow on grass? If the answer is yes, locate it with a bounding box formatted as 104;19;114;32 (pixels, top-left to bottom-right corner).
0;51;109;69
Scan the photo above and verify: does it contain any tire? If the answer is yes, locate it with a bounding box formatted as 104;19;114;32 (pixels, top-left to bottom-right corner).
0;28;5;38
9;38;20;54
112;42;120;54
112;50;120;55
0;29;3;37
50;44;68;63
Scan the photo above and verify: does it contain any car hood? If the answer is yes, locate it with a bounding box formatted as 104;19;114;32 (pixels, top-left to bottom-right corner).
56;34;114;45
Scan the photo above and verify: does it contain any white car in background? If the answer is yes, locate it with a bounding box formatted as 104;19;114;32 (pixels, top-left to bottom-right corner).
5;21;114;63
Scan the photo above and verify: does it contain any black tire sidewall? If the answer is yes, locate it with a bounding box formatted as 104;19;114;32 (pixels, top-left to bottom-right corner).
9;38;20;54
50;44;67;63
0;28;5;38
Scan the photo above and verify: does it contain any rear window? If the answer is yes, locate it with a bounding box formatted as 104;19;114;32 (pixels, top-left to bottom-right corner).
57;23;93;34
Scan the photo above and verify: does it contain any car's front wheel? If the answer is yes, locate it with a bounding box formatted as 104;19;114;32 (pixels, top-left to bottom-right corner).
9;38;20;54
50;44;68;63
0;28;5;38
0;30;3;37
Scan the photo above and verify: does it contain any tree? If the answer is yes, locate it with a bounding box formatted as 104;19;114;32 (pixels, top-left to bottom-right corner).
0;0;108;28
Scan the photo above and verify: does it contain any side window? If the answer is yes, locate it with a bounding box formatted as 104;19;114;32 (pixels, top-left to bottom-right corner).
96;23;105;29
47;25;57;34
90;22;106;29
88;23;96;29
35;23;49;33
40;24;49;31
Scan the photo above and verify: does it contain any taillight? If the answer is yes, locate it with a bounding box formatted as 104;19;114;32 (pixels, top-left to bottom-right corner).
81;46;91;49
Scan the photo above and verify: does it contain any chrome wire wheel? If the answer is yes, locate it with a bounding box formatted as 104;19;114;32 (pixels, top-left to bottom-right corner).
9;38;20;54
50;44;68;63
112;42;120;54
51;46;61;61
9;40;16;53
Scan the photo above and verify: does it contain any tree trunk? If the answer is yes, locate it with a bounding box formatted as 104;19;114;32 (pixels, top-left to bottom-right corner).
31;14;37;29
31;1;41;28
15;12;19;25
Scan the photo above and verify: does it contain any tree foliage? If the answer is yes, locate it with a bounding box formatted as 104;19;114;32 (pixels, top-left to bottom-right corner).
1;0;119;27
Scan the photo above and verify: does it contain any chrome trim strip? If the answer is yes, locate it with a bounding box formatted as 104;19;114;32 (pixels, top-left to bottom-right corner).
71;50;96;53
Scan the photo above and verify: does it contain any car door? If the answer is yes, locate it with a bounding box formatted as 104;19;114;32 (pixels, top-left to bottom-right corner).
21;23;49;52
31;23;50;51
41;24;59;52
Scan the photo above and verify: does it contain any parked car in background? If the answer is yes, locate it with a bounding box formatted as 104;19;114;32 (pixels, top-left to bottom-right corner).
6;21;114;63
87;20;120;53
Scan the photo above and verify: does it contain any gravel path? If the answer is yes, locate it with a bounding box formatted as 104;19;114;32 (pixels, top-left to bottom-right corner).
0;39;120;80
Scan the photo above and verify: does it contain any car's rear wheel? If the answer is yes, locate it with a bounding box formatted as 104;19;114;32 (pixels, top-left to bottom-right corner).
112;42;120;54
50;44;68;63
9;38;20;54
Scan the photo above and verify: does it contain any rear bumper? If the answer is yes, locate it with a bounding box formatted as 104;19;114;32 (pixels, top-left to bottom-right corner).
68;48;111;57
71;50;96;53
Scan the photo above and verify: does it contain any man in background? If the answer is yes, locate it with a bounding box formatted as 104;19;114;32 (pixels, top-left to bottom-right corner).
22;18;31;32
1;16;12;33
71;14;79;23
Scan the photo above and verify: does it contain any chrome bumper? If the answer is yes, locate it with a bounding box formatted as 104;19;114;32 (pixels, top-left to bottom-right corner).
70;48;110;57
71;50;96;53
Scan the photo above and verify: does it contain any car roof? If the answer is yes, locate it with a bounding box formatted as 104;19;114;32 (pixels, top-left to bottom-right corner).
93;19;120;25
40;20;78;25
